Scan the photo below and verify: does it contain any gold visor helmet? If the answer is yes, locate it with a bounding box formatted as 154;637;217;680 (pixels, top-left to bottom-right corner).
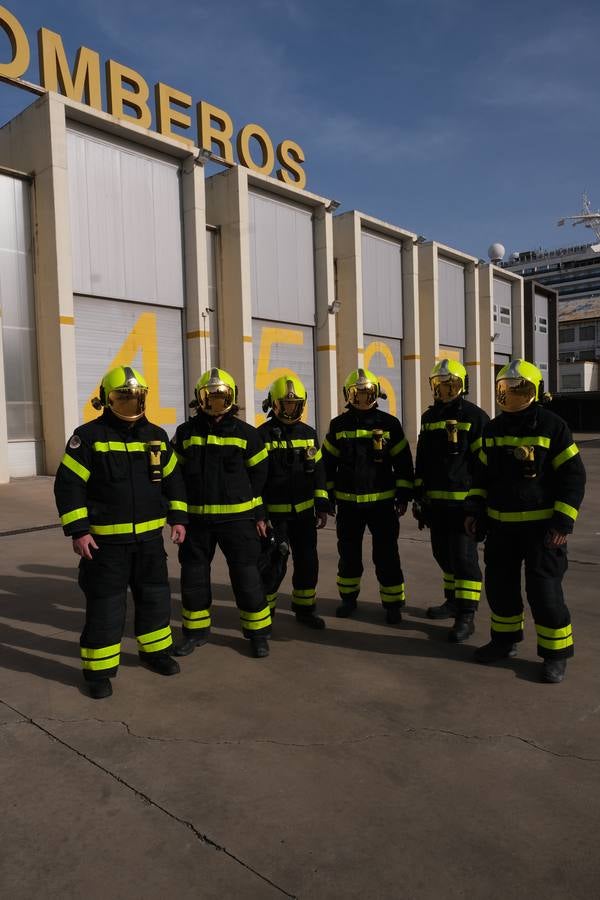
195;368;236;416
266;375;307;424
92;366;148;422
429;359;467;403
496;359;542;413
343;368;381;411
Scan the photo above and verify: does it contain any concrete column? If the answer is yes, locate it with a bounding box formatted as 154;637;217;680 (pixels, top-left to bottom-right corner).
0;306;8;482
332;212;362;402
477;264;496;415
417;242;438;403
0;93;78;474
400;239;421;445
465;262;481;405
181;154;210;400
512;276;525;359
314;207;338;441
205;166;255;421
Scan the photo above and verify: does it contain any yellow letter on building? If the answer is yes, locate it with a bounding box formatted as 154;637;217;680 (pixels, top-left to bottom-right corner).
0;5;30;78
276;140;306;190
155;82;193;147
38;28;101;109
236;123;275;176
106;59;152;128
197;101;235;164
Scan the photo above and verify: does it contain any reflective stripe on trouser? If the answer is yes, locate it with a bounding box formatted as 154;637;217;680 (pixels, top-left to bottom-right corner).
240;606;272;637
78;538;172;681
270;516;319;614
267;593;278;612
430;511;482;611
379;583;406;607
336;501;403;607
484;524;573;659
179;521;269;637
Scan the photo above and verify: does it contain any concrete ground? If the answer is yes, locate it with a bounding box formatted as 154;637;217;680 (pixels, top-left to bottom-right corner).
1;438;599;899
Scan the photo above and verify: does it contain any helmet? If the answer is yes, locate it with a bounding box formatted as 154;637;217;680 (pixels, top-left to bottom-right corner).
264;375;307;423
496;359;542;413
195;367;236;416
343;368;382;410
92;366;148;422
429;359;467;403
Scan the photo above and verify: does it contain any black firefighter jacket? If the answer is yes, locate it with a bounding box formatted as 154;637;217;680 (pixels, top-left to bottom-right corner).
322;405;414;506
172;409;268;524
54;409;188;543
465;403;586;534
414;396;489;508
257;416;329;518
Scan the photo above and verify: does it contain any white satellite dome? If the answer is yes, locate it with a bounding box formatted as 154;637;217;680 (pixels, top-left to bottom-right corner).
488;242;506;262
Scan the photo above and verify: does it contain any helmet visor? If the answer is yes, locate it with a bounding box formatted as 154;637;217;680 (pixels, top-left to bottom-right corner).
430;374;462;403
275;398;305;423
108;387;147;421
199;384;234;416
496;377;536;412
347;383;377;410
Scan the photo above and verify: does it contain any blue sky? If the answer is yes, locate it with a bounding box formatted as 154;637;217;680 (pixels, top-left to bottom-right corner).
2;0;600;259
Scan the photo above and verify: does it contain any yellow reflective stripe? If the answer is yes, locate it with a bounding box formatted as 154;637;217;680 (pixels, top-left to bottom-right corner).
182;608;210;620
390;438;408;457
135;518;166;534
553;501;578;521
188;498;262;515
246;447;268;467
379;584;405;596
182;434;247;450
487;508;553;523
414;477;423;487
467;488;487;498
267;594;278;607
492;613;524;624
81;643;121;659
314;489;329;500
335;489;396;503
422;421;471;432
60;507;88;526
182;608;211;629
169;500;188;512
314;449;322;463
455;590;480;601
455;579;482;591
396;479;414;489
337;576;360;585
81;656;120;671
425;490;469;501
137;626;172;646
485;436;551;448
536;623;572;640
239;607;271;630
552;444;579;470
478;450;488;465
162;452;177;477
267;503;292;513
183;436;206;449
90;522;133;535
92;441;168;453
295;498;315;513
491;613;524;632
293;588;316;598
326;480;335;489
335;429;391;440
323;438;340;457
470;437;482;453
61;453;91;482
443;573;455;584
537;635;573;650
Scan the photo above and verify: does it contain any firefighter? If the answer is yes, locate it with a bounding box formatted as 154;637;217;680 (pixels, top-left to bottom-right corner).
171;368;272;658
413;359;489;641
465;359;586;683
53;366;187;700
322;368;414;623
257;375;329;629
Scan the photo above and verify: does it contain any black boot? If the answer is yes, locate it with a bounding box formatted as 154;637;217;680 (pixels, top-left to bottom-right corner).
385;605;402;625
295;611;326;630
250;636;270;658
173;634;209;657
336;601;357;618
426;599;458;620
474;641;517;664
448;612;475;643
87;678;112;700
542;659;567;684
140;654;180;675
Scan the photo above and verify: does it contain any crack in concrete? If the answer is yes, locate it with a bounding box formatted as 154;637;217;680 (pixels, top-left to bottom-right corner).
19;713;600;763
0;699;297;899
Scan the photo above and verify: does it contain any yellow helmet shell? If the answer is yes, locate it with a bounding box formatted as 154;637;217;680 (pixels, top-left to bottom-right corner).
429;358;466;403
268;375;307;423
343;368;380;410
496;359;542;412
195;368;236;416
97;366;148;421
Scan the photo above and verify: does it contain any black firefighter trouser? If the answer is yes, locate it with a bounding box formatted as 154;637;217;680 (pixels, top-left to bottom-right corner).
178;520;271;639
484;524;573;660
336;500;405;609
429;507;482;613
78;538;173;682
267;515;319;615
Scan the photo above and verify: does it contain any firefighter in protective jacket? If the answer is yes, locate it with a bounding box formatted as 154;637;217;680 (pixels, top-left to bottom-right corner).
171;368;272;658
465;359;586;683
258;375;329;629
53;366;187;700
322;368;414;623
413;359;489;642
